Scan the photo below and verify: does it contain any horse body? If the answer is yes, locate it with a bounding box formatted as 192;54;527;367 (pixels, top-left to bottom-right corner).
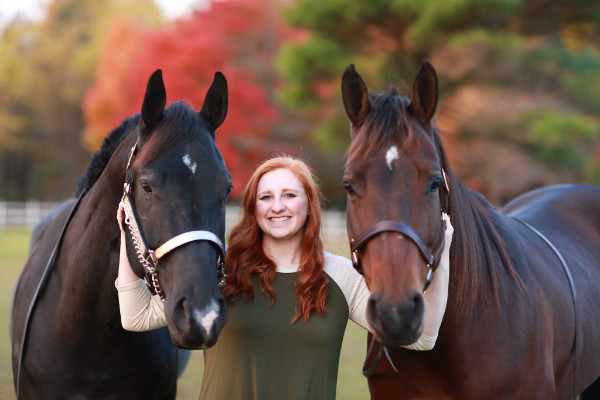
11;70;231;398
341;61;600;399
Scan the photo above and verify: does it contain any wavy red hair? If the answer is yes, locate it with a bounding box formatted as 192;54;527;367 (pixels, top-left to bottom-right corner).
223;156;328;323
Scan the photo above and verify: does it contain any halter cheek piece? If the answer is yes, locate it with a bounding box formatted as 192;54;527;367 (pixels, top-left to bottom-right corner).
349;169;450;292
121;143;227;301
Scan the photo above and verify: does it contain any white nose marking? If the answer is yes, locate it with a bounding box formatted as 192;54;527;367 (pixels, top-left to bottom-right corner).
193;300;219;334
385;146;399;171
183;154;197;174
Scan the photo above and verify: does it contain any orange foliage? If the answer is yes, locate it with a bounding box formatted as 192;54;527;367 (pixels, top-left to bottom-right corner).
83;0;288;194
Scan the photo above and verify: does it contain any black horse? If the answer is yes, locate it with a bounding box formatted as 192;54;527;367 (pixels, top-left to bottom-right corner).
11;69;231;399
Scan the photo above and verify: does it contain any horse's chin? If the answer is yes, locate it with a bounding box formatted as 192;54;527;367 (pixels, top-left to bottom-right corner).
171;334;218;350
169;323;224;350
372;326;424;348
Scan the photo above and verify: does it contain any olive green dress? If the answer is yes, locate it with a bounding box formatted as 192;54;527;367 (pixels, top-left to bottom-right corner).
198;253;366;400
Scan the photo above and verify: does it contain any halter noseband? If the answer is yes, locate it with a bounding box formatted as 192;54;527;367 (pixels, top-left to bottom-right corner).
121;143;227;301
349;169;450;292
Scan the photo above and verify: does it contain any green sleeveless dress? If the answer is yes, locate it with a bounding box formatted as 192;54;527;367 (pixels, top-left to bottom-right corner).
198;270;350;400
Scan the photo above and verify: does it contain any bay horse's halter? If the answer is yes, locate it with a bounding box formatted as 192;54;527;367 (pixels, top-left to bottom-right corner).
121;143;227;301
349;169;450;292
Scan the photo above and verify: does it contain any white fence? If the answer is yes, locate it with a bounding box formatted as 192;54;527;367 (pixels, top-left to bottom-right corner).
0;201;348;244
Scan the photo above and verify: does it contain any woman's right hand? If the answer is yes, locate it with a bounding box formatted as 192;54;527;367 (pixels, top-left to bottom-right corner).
117;202;126;235
116;201;140;287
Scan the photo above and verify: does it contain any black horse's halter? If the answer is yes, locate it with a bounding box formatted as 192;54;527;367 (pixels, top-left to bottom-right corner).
348;169;450;292
121;143;227;301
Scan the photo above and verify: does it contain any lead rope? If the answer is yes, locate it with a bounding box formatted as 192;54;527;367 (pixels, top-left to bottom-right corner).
513;218;577;399
15;190;85;399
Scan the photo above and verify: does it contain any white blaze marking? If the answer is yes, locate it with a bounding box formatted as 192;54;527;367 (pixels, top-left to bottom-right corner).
182;154;197;174
385;146;399;171
193;300;220;334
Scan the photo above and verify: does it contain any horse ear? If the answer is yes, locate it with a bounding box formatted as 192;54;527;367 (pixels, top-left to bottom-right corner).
341;64;371;131
200;72;228;138
408;59;438;125
139;69;167;136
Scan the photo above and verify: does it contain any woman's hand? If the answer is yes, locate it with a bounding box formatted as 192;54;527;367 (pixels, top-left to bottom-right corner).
116;201;139;286
439;213;453;272
117;201;126;235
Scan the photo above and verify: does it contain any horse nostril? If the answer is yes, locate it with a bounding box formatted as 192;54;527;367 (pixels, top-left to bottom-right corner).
410;292;424;331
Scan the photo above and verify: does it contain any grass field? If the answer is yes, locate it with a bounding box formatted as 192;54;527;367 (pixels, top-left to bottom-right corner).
0;230;369;399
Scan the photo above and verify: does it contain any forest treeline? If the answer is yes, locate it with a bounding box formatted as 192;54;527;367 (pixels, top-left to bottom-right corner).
1;0;599;207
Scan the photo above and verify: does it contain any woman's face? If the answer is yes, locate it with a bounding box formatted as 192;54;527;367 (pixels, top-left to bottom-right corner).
255;168;309;243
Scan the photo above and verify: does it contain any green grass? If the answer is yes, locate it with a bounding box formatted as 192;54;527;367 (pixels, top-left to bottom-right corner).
0;231;369;399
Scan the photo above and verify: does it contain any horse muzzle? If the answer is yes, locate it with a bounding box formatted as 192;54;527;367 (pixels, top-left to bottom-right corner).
167;293;228;349
367;291;425;347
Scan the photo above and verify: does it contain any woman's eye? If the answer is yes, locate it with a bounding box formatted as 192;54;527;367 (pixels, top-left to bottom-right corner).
141;182;153;193
260;195;271;201
342;180;356;196
284;193;295;198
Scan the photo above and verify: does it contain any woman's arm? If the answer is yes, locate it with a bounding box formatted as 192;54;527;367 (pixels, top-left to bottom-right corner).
115;203;167;331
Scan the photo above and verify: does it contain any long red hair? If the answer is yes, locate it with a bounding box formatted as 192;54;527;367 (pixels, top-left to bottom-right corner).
223;156;328;323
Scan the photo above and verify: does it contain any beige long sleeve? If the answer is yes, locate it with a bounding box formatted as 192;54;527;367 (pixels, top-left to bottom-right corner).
115;279;167;331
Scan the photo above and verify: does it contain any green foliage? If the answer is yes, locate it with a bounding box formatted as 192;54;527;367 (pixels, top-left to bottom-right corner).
276;37;346;109
518;109;600;177
449;29;524;53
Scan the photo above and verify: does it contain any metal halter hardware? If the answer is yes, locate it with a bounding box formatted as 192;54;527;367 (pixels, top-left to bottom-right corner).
349;169;450;292
121;143;227;301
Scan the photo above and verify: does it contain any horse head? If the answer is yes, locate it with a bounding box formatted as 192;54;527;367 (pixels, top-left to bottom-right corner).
122;69;230;349
341;61;449;347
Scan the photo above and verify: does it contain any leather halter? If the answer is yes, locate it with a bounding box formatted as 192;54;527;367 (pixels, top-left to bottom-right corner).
348;169;450;292
121;143;227;301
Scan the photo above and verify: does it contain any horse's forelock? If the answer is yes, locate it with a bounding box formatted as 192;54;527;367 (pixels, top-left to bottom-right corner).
134;101;204;168
347;90;414;166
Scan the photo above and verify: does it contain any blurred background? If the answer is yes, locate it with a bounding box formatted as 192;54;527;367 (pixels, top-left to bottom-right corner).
1;0;600;398
2;0;599;209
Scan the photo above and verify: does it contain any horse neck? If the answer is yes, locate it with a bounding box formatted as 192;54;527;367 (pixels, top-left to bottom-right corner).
57;136;136;318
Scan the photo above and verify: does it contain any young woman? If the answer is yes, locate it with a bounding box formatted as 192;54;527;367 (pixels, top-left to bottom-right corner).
116;156;453;400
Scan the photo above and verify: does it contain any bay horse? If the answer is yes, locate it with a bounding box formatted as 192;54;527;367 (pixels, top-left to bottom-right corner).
341;60;600;399
10;69;231;399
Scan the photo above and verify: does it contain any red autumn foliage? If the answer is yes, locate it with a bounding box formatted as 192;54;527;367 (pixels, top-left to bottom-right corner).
83;0;289;195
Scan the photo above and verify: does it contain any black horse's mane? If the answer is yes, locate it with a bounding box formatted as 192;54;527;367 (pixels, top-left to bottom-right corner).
346;88;522;316
75;114;140;196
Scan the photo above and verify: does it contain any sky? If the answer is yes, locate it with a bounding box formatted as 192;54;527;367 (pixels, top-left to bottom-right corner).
0;0;206;26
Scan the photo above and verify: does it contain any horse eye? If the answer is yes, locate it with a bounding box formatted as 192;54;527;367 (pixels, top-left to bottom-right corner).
141;182;153;193
429;176;443;193
342;180;356;196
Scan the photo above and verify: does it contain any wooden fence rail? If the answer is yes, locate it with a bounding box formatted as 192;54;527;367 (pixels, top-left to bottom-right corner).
0;201;348;245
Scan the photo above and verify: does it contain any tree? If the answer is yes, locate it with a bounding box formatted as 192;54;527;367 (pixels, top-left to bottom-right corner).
0;0;161;200
83;0;292;195
277;0;600;205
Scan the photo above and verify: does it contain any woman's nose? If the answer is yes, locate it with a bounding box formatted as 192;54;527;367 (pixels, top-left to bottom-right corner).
272;196;285;212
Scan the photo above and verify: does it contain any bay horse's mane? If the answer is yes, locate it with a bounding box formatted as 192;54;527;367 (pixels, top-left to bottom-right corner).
76;101;202;196
346;88;523;314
